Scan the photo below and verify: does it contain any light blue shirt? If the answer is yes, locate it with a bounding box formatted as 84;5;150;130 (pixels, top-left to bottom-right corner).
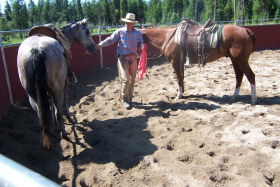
99;26;144;56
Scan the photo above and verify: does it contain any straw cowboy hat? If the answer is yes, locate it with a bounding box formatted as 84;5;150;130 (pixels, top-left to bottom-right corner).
121;13;138;23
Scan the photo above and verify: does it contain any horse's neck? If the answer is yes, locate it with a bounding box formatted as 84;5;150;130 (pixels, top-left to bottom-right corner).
61;26;75;44
143;28;173;51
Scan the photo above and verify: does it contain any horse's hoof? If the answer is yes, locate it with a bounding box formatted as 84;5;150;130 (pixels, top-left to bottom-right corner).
174;94;182;101
44;145;51;151
66;115;74;123
43;140;51;150
251;98;257;105
61;132;70;141
229;96;237;104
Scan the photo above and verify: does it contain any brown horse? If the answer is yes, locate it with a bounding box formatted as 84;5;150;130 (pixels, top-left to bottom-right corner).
141;19;257;104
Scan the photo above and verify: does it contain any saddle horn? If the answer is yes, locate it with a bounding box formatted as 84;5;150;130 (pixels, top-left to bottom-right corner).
203;18;212;28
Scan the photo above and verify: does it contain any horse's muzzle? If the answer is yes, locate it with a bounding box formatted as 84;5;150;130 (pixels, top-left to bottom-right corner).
87;43;96;54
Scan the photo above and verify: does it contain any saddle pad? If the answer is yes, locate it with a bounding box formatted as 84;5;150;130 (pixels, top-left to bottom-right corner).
207;26;219;48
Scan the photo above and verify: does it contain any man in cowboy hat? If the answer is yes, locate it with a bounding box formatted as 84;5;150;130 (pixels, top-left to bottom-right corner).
96;13;144;109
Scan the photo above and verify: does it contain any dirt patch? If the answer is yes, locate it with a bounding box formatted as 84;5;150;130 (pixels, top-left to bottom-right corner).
1;50;280;186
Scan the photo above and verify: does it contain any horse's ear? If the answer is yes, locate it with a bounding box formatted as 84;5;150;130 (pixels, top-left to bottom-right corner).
81;18;89;29
82;18;89;23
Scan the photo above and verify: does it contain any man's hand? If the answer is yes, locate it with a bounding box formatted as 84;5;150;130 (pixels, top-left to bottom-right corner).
137;47;142;56
96;45;102;50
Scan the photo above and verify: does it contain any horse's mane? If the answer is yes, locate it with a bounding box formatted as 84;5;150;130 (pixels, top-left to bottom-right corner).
60;21;77;31
59;21;81;41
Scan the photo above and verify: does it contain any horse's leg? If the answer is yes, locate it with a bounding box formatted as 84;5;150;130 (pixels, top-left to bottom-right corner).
63;84;71;121
171;59;184;100
230;62;244;102
240;63;257;104
232;58;257;104
49;94;56;124
52;91;69;140
28;95;38;113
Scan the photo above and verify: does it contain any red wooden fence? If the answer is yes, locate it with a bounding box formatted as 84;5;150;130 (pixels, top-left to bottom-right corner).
1;25;280;118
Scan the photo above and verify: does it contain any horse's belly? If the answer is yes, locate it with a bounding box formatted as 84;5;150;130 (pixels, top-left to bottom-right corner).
187;47;225;64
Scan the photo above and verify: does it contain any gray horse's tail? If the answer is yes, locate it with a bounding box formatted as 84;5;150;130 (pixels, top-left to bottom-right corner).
31;48;51;150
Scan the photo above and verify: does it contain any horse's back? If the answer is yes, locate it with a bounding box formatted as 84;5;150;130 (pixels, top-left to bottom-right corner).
18;36;64;68
18;36;64;63
222;25;254;52
17;36;67;93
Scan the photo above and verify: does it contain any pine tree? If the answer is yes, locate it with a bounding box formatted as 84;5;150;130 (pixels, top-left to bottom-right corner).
112;0;120;10
0;16;9;40
83;0;93;23
4;1;12;22
112;0;121;25
244;0;254;20
28;0;37;26
36;0;44;24
62;0;70;22
161;0;170;23
252;0;266;19
224;0;234;21
137;0;145;23
275;6;280;22
42;0;51;23
11;0;29;30
76;0;84;20
69;1;78;22
51;0;64;22
173;0;183;20
202;0;214;21
103;0;112;25
128;0;138;18
90;0;98;25
146;0;162;23
97;1;103;25
120;0;128;19
186;0;196;20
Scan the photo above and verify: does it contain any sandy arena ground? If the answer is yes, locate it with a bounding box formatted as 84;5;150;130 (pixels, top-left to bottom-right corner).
0;50;280;187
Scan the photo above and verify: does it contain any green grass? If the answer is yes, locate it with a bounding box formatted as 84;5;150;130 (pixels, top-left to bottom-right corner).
2;37;24;45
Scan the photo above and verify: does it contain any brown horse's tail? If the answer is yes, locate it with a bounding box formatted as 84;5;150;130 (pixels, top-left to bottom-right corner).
246;29;256;51
31;48;51;150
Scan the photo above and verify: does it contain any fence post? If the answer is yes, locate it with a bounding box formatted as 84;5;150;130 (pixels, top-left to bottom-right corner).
0;154;60;187
0;34;14;105
98;26;103;68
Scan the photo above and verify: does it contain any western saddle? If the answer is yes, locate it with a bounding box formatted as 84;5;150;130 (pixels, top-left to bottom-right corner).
175;18;222;68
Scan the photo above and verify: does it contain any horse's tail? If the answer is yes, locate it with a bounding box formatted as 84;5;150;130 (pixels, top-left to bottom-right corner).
246;29;256;50
31;48;51;150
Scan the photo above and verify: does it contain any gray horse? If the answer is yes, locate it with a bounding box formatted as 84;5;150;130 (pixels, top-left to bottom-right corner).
17;18;96;150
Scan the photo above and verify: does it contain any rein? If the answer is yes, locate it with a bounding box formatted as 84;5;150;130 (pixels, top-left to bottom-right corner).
162;27;178;54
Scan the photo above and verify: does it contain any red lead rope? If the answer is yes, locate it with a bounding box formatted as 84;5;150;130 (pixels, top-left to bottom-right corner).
138;44;147;81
